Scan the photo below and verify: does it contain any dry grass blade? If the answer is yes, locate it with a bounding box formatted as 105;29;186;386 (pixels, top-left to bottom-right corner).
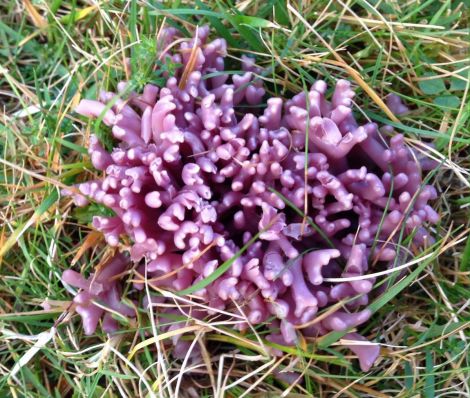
70;230;103;266
128;325;205;359
178;26;200;90
22;0;47;29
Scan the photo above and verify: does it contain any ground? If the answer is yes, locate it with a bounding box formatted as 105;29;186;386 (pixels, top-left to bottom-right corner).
0;1;469;397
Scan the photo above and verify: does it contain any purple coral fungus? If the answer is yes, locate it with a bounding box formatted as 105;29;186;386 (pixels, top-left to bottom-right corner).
62;25;438;372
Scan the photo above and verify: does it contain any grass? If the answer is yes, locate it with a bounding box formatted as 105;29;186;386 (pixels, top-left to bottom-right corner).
0;0;469;396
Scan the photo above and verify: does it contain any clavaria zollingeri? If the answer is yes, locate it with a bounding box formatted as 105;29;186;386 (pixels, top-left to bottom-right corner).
62;26;438;372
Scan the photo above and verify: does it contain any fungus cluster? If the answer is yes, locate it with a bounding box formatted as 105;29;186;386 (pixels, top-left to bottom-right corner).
62;26;438;372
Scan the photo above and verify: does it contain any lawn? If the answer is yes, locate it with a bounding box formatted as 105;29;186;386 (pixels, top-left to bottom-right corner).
0;1;469;397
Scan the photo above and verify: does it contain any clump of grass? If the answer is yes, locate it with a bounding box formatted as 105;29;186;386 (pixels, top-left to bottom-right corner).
0;1;469;397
